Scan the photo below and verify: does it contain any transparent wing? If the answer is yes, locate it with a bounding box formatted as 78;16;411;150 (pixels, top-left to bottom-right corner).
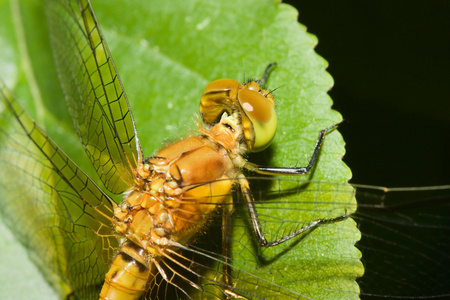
0;82;119;299
141;182;450;300
45;0;142;194
145;178;361;300
353;185;450;298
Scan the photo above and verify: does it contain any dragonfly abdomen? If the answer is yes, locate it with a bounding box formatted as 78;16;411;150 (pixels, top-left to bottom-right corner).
100;241;150;300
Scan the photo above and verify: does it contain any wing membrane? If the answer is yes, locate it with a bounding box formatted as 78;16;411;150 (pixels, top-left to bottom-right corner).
139;178;361;300
45;0;142;194
353;185;450;298
142;181;450;299
0;81;118;299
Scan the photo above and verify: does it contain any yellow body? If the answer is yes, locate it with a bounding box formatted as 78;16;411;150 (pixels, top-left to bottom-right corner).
100;134;235;299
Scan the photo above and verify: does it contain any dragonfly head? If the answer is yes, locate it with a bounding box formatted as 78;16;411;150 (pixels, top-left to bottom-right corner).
200;78;277;153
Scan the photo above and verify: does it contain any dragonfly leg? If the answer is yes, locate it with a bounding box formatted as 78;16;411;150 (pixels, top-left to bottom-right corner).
244;122;341;176
238;175;349;247
257;62;277;85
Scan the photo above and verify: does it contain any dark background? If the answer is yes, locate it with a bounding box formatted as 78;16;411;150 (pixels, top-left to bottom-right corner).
282;2;450;299
283;1;450;187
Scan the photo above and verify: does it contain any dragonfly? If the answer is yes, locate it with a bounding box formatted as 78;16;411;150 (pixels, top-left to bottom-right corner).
0;0;357;299
0;0;449;300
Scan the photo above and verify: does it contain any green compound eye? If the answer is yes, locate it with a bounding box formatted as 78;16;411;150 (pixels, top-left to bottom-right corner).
238;84;277;152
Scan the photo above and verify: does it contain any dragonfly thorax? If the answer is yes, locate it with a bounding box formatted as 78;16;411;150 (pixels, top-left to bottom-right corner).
114;134;236;259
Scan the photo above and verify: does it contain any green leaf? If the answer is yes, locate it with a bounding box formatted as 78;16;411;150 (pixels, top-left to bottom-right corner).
0;0;362;299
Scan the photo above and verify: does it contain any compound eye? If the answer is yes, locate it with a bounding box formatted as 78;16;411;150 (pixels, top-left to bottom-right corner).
238;88;277;152
202;79;241;95
200;79;241;125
